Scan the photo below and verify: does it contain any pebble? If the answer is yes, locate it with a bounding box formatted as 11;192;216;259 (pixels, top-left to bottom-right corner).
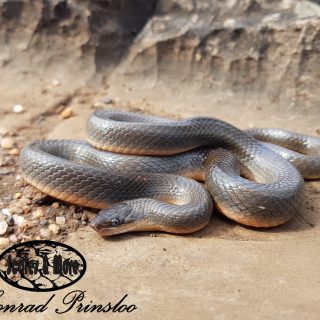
39;219;48;226
40;228;51;238
12;104;25;113
51;202;60;209
0;237;10;249
52;79;61;87
9;234;18;243
0;220;8;235
6;217;14;226
14;192;22;199
22;206;31;214
55;216;65;225
12;214;25;227
31;208;45;219
48;224;60;235
60;107;74;119
1;137;14;149
93;101;107;108
1;208;11;218
0;128;8;136
9;148;20;155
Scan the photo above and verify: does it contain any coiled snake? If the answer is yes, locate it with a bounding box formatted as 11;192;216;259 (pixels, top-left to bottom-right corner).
19;110;320;236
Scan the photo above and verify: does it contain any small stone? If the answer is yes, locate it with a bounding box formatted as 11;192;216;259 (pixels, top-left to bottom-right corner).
9;234;18;243
31;208;45;219
0;237;10;249
0;221;8;235
14;192;22;199
0;128;8;136
92;101;106;109
40;228;51;238
224;18;236;28
22;206;31;214
1;137;14;149
16;175;22;181
1;208;11;218
52;79;61;86
9;148;20;155
39;219;48;226
55;216;65;225
195;52;202;62
35;236;41;240
60;107;74;119
12;104;25;114
51;202;60;209
12;214;25;226
9;204;23;215
48;224;60;235
6;217;14;226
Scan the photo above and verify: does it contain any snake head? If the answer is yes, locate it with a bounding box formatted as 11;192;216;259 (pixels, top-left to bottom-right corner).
90;203;138;236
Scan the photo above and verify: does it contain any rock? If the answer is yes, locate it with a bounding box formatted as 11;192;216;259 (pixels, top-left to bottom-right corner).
48;224;60;235
294;0;320;19
55;216;66;225
12;214;25;227
51;202;60;209
0;128;8;136
0;237;10;249
52;79;61;87
22;206;31;214
14;192;22;199
9;148;20;155
31;208;45;219
12;104;25;113
0;221;8;235
1;137;14;149
40;228;51;238
9;234;18;243
1;208;11;218
60;107;74;119
39;219;48;226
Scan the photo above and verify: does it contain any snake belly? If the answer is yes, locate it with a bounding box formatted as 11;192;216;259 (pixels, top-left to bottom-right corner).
19;110;320;235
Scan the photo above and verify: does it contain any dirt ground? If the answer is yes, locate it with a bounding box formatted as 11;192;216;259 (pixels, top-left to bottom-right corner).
0;1;320;318
0;76;319;319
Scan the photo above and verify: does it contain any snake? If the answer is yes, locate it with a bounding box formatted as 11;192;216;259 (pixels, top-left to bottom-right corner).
19;109;320;236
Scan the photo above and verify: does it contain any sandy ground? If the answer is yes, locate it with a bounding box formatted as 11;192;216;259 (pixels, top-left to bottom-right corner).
0;79;320;320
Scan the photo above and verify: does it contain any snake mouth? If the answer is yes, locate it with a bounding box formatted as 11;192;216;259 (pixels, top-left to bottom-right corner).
90;220;150;236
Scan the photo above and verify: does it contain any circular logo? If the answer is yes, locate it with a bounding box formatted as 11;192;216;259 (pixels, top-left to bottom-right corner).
0;240;86;292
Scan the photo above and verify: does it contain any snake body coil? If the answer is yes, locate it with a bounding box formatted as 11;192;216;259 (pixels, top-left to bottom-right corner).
19;110;320;236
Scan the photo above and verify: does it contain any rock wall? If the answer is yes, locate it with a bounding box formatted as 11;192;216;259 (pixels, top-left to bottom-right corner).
0;0;319;111
112;0;320;112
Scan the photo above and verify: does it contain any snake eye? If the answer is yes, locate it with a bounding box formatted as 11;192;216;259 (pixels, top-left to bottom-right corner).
111;218;121;227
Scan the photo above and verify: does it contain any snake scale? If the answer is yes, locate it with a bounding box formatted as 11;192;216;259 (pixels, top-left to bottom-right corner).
19;110;320;236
